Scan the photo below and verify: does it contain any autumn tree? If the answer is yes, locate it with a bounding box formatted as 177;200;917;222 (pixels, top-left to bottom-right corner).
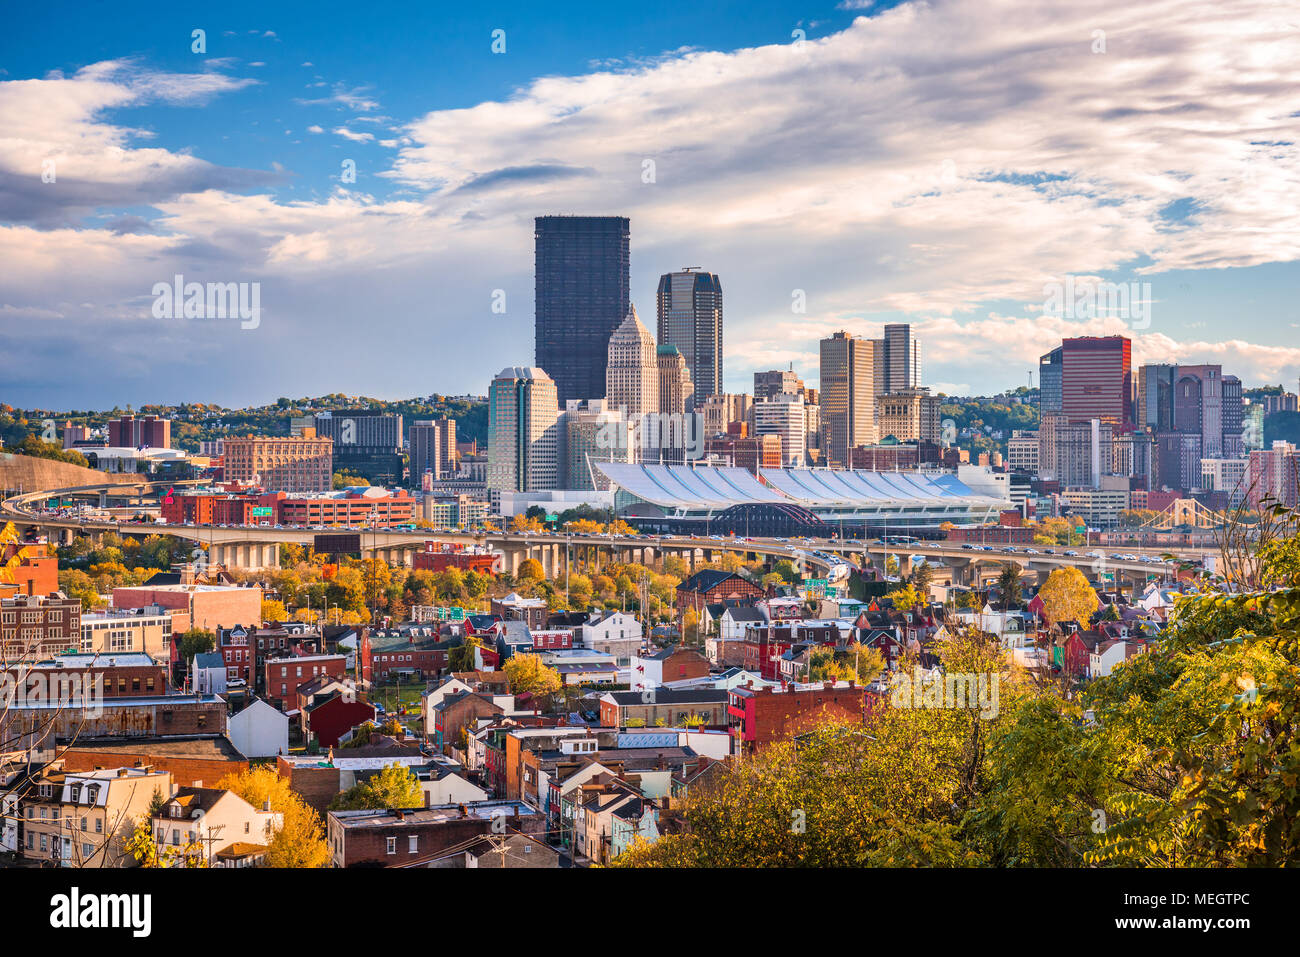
503;652;562;698
1036;567;1098;628
215;766;330;868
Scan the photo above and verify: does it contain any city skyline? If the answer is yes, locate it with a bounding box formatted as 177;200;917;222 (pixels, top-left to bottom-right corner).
3;0;1300;409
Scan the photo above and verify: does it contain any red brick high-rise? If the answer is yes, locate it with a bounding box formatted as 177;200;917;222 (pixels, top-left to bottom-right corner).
108;414;171;449
1060;336;1133;430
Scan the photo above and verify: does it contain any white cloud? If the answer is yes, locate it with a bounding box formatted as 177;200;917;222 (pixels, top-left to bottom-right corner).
2;0;1299;405
333;127;374;143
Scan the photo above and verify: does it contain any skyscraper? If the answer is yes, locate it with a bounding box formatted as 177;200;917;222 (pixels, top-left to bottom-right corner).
819;331;876;468
657;345;693;417
1060;336;1133;428
487;367;559;505
1137;363;1177;432
409;418;457;485
754;368;805;402
605;305;659;417
1038;347;1063;414
534;215;631;404
753;393;807;467
873;323;921;395
656;268;722;405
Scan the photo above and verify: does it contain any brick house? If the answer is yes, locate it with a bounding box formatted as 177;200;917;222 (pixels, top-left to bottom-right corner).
630;645;711;691
431;691;505;754
327;801;545;867
361;627;458;685
598;689;731;730
61;735;249;787
676;570;764;616
264;653;348;710
728;680;870;750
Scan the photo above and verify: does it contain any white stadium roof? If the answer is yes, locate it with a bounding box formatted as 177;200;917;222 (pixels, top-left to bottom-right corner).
593;463;1004;519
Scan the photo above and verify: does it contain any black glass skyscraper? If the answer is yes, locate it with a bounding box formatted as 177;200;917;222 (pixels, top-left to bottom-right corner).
534;215;631;404
656;268;722;406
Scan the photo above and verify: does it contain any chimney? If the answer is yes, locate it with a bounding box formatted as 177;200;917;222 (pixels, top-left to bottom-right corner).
262;800;271;812
395;809;405;821
117;768;129;777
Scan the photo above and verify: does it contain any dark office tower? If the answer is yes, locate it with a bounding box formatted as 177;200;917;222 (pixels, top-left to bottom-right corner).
534;215;631;404
1038;347;1063;414
656;268;723;406
873;323;921;395
1138;363;1177;432
1061;336;1133;429
1222;375;1244;457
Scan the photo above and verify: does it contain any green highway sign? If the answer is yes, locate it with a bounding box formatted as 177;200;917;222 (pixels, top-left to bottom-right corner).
252;507;273;517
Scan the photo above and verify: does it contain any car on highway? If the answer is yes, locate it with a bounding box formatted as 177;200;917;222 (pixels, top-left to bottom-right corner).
1043;548;1055;555
961;544;975;550
1025;548;1039;554
1064;550;1078;556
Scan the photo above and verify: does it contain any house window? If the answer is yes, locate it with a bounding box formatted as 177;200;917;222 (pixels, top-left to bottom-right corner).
82;843;93;859
408;836;418;854
386;837;396;855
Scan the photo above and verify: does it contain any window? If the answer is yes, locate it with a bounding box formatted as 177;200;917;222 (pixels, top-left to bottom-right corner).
81;817;87;831
95;818;102;833
408;835;418;854
172;829;180;845
82;843;93;859
386;837;396;855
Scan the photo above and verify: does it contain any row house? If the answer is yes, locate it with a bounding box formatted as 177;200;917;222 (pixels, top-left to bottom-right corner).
327;801;544;868
728;680;872;751
742;620;843;682
567;773;660;865
362;628;459;685
14;763;173;868
264;653;348;710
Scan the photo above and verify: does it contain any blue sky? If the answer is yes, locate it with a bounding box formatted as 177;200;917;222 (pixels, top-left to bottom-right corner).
2;0;1298;408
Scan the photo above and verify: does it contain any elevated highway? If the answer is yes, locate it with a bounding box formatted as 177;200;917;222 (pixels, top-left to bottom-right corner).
3;481;1211;589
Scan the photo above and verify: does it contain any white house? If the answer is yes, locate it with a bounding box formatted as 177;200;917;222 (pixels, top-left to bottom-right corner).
577;611;642;665
152;787;282;865
227;698;289;758
719;607;765;643
192;652;227;695
421;676;475;732
419;756;491;806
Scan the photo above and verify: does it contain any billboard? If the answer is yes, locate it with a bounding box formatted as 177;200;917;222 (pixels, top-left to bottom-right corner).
314;533;362;557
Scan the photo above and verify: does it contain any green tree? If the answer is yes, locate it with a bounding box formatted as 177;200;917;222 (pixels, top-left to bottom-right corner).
330;762;423;811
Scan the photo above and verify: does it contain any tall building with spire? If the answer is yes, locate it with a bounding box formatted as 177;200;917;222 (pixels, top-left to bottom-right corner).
656;268;722;406
605;305;659;417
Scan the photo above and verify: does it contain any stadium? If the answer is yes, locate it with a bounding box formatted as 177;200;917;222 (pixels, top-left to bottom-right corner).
593;463;1007;538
